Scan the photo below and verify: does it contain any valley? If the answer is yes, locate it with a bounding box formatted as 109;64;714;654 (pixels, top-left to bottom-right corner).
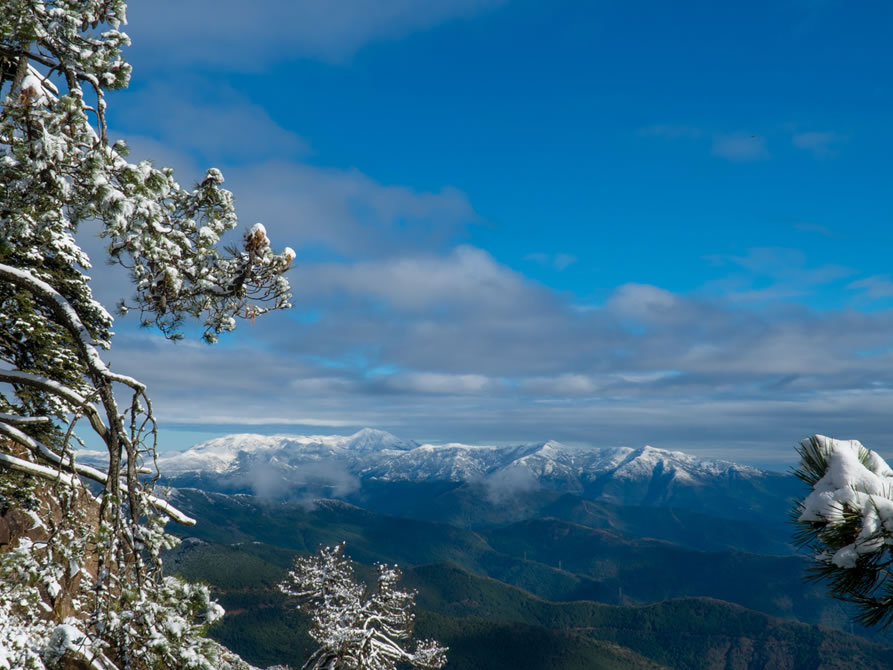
162;494;892;668
128;429;893;668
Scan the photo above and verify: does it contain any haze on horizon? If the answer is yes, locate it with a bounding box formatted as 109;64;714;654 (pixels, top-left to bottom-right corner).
81;1;893;470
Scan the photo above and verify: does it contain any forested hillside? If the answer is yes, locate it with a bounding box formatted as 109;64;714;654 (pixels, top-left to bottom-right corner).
164;529;893;669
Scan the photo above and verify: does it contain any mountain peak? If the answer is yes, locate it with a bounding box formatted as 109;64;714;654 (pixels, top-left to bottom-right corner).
541;440;566;450
346;428;418;452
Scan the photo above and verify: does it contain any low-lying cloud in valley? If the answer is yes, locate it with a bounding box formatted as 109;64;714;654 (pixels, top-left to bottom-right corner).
243;458;360;506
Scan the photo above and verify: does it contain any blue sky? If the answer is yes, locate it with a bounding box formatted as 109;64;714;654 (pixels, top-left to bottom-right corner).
82;0;893;468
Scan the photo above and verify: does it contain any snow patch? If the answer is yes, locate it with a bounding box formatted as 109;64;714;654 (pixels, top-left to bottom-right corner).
799;435;893;568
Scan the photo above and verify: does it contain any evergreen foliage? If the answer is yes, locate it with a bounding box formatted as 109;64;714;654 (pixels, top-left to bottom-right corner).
164;536;893;670
0;1;292;667
792;434;893;629
278;544;447;670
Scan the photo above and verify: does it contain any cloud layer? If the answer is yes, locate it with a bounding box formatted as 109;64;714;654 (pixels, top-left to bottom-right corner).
124;0;506;68
100;238;893;470
83;9;883;473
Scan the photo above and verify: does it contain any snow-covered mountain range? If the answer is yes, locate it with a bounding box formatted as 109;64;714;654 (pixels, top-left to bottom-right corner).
134;428;795;516
155;427;759;483
74;428;797;521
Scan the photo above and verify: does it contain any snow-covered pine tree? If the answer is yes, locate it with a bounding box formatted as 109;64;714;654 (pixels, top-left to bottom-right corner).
0;2;293;667
792;434;893;629
278;544;448;670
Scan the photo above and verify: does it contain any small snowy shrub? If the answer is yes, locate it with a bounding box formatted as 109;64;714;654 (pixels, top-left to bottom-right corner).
279;544;447;670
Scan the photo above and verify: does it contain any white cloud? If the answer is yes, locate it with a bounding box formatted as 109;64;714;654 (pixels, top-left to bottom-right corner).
699;247;853;303
289;377;359;395
711;133;769;162
125;0;507;68
848;275;893;299
115;82;309;164
526;252;576;270
289;245;533;310
483;464;541;503
607;283;679;321
792;131;844;157
222;161;476;258
382;372;498;394
520;374;600;395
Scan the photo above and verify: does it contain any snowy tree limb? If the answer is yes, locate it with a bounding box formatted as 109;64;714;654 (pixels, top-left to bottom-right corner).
0;450;77;487
0;420;110;483
0;412;50;424
280;544;446;670
0;420;196;525
0;262;143;513
0;369;108;440
0;264;122;384
792;435;893;628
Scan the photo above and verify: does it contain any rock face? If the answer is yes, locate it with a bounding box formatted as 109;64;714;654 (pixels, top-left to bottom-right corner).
142;429;798;520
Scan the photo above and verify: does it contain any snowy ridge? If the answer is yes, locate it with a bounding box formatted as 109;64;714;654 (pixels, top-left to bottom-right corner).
154;428;764;499
154;427;418;475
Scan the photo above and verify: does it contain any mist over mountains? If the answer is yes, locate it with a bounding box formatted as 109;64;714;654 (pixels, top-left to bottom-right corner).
143;428;800;524
115;427;890;668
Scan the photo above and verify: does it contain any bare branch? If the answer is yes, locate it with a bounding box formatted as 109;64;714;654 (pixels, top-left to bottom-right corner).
0;415;195;525
0;369;108;439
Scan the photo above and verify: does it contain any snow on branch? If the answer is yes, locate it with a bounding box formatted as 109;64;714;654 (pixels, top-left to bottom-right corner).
0;420;196;525
0;264;118;383
0;450;77;487
0;369;109;439
0;412;51;425
104;171;295;344
279;543;447;670
0;3;291;666
792;434;893;628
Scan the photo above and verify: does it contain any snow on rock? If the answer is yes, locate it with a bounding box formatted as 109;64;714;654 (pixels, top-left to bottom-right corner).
157;434;286;474
799;435;893;568
345;427;418;452
157;428;417;475
158;428;767;506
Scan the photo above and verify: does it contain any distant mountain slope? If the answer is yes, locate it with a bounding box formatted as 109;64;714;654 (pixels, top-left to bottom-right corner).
539;494;793;555
407;565;893;670
415;615;670;670
344;482;794;555
164;539;893;670
164;489;867;639
143;428;801;522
